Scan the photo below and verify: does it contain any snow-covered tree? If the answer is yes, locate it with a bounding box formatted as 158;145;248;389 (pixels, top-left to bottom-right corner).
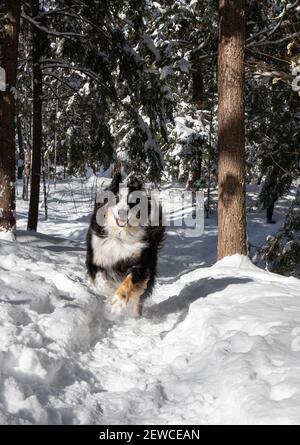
0;0;21;237
19;0;174;182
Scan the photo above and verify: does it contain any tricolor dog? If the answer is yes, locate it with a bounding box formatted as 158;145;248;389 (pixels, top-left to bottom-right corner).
86;173;165;316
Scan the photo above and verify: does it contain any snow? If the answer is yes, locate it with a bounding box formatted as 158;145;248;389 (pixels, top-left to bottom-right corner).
1;179;300;424
0;230;16;242
177;58;191;73
160;66;174;80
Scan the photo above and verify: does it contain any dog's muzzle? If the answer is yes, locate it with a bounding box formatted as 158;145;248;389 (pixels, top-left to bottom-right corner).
116;208;128;227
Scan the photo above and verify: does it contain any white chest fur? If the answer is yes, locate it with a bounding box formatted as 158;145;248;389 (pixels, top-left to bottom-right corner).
91;228;146;269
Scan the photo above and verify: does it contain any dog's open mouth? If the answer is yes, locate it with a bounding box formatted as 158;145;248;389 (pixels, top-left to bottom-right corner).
116;218;128;227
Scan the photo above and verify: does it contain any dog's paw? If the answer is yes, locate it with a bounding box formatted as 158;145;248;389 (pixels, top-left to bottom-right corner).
111;294;127;315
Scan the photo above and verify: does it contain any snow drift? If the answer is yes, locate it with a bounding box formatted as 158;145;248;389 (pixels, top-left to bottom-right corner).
1;234;300;424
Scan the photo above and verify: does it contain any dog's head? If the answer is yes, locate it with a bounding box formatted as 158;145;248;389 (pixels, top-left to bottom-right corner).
96;172;154;231
108;173;143;228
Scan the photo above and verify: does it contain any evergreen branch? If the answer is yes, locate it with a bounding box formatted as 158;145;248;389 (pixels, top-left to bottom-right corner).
21;12;85;39
248;30;300;48
247;1;299;46
43;72;81;96
40;62;111;92
247;3;287;44
37;10;110;41
42;81;80;137
269;153;298;180
36;8;69;18
247;48;290;65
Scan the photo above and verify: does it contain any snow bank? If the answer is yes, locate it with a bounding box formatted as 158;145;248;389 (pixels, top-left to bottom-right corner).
1;235;300;424
157;255;300;424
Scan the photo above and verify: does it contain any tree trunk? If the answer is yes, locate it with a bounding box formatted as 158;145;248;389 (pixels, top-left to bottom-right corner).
266;200;276;224
27;0;42;231
17;115;24;179
206;108;213;218
217;0;247;259
186;52;204;191
0;0;21;236
23;147;31;201
41;147;48;220
186;156;202;191
22;94;32;201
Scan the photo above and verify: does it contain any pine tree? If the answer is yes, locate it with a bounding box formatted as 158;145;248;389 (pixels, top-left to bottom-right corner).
245;1;300;222
0;0;21;237
17;1;174;185
217;0;247;259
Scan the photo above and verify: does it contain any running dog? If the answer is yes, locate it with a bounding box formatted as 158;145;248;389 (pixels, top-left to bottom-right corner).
86;173;165;316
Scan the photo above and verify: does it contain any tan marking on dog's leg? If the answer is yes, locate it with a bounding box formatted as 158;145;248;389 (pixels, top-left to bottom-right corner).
130;278;149;298
112;276;149;315
113;274;134;303
130;278;149;317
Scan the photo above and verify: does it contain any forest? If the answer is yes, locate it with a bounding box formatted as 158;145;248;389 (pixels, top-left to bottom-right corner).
0;0;300;427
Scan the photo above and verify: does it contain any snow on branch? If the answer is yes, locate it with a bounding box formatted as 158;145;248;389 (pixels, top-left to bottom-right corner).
250;30;300;47
37;10;110;41
21;12;85;39
40;61;112;93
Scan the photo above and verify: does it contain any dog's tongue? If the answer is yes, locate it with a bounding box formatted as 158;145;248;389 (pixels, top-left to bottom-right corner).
117;218;127;227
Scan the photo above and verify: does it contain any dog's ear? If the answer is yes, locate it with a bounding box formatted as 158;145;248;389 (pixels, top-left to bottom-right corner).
110;172;122;194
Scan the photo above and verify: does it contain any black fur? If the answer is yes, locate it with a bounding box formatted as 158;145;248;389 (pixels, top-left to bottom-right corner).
86;173;165;308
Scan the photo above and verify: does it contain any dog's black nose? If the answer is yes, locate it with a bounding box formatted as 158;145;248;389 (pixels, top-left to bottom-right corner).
118;209;128;219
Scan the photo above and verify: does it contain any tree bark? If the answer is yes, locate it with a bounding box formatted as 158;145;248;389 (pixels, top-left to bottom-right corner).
217;0;247;259
41;147;48;220
0;0;21;235
17;115;24;179
186;156;202;191
186;52;204;191
22;147;31;201
206;108;213;218
23;92;32;200
27;0;42;231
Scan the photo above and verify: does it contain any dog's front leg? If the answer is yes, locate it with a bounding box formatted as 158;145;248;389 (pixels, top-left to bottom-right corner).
111;274;134;314
111;273;149;315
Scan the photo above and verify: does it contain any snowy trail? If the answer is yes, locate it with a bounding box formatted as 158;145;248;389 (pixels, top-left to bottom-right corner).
1;234;300;424
1;179;300;424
